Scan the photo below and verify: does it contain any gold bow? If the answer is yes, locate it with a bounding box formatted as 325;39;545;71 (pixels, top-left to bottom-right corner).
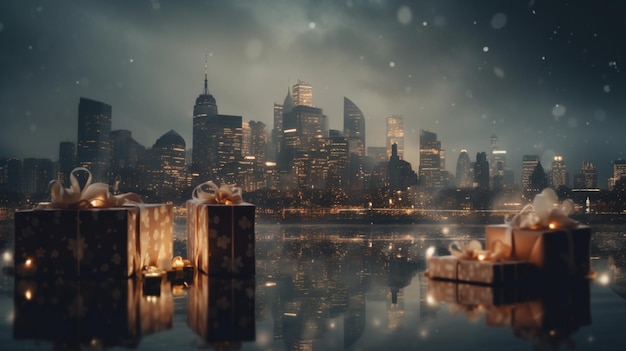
449;239;511;262
191;181;242;204
46;167;141;209
508;188;579;230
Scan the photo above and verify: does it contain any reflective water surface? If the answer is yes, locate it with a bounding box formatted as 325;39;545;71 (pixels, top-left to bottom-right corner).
1;223;625;350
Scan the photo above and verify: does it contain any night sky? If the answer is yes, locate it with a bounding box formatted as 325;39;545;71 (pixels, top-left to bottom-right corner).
1;0;625;187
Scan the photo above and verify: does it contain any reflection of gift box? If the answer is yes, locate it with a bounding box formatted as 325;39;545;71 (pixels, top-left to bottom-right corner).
139;278;174;336
485;280;591;333
427;255;533;285
13;279;140;347
187;274;256;342
14;204;173;278
427;279;529;306
485;224;591;279
187;202;255;276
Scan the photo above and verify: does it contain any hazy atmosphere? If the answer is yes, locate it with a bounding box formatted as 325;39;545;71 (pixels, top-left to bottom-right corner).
1;0;625;186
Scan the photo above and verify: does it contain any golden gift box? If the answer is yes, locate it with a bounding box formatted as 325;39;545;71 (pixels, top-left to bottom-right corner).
427;255;533;285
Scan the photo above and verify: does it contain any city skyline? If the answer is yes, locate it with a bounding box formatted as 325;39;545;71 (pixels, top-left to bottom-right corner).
2;1;626;186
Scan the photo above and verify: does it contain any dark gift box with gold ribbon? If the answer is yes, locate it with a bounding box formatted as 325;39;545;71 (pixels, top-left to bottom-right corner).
14;203;173;279
427;255;534;285
187;181;255;276
13;167;174;278
187;273;256;342
13;277;174;348
485;224;591;280
485;189;591;280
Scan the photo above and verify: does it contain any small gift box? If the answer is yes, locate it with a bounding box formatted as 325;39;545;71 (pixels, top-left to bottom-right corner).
187;273;256;342
13;167;173;278
427;240;533;285
187;181;255;276
13;279;141;347
485;189;591;280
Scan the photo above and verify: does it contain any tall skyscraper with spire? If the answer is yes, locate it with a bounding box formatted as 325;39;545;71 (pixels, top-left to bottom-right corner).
77;97;112;183
343;97;366;157
191;56;243;185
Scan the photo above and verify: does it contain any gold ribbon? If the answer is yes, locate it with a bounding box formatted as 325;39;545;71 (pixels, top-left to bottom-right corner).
45;167;141;209
190;181;242;205
449;239;511;262
507;188;579;230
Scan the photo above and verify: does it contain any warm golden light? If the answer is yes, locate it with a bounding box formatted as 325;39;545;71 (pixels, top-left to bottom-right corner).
478;254;487;261
24;290;32;300
598;273;610;285
549;222;557;229
25;259;32;267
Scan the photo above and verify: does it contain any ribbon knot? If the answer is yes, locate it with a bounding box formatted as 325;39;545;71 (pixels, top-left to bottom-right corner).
507;188;579;230
191;181;242;205
449;239;511;262
45;167;141;209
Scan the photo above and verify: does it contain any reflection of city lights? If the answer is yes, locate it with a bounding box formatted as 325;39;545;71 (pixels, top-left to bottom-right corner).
419;328;429;338
147;296;158;303
265;281;276;287
2;251;12;263
24;290;32;300
426;294;437;306
284;312;297;317
597;273;610;285
329;321;336;329
6;309;14;323
371;317;381;327
425;246;436;259
441;227;450;235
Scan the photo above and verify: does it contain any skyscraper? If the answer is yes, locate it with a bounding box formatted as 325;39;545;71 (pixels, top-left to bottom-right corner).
343;97;366;157
609;159;626;190
455;149;472;188
474;152;490;189
521;155;540;192
419;130;444;188
292;79;313;107
574;162;597;189
191;58;243;185
489;131;507;189
550;155;568;188
327;130;349;190
77;97;112;183
191;57;219;183
270;102;283;161
386;115;404;159
151;130;187;199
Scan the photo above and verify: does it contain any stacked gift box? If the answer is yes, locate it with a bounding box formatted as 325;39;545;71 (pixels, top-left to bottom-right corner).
13;277;174;348
427;188;592;286
186;181;256;277
187;273;256;343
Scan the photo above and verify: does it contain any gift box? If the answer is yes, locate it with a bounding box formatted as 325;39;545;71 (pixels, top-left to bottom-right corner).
187;201;255;276
187;273;256;342
427;255;533;285
14;207;141;278
137;204;174;270
14;203;172;279
485;224;591;280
